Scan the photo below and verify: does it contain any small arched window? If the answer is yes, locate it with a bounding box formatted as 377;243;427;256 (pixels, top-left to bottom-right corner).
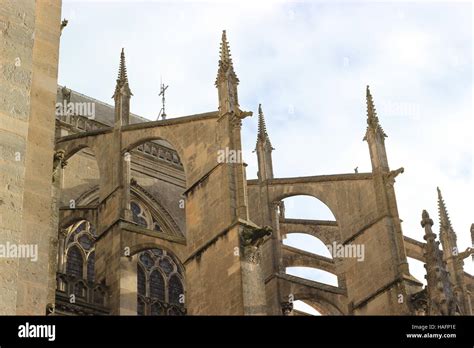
136;248;185;316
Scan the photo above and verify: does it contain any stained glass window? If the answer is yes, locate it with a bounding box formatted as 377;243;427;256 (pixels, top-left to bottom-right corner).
149;271;165;301
63;220;96;283
169;274;183;304
137;266;146;296
136;248;185;316
87;252;95;282
137;296;145;316
159;257;174;275
66;246;83;278
139;252;154;270
79;234;93;250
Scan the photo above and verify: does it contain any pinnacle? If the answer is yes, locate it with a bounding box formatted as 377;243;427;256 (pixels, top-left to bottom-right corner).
118;48;128;83
216;30;239;86
113;48;132;98
364;85;387;140
256;103;273;149
437;187;453;231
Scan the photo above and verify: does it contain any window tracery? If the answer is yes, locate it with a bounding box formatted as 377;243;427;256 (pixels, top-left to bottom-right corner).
136;248;185;316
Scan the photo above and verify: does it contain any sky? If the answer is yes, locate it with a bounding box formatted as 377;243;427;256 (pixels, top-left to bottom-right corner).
59;0;473;314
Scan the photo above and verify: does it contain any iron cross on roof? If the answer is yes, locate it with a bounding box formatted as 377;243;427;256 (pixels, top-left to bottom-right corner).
158;79;169;120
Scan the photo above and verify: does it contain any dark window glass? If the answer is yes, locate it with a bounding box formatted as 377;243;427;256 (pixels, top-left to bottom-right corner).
159;257;174;275
66;246;83;278
79;234;93;250
137;296;145;316
137;266;146;296
87;251;95;282
131;202;148;227
169;275;183;304
149;270;165;301
151;302;164;316
137;248;185;315
139;252;154;270
74;281;86;297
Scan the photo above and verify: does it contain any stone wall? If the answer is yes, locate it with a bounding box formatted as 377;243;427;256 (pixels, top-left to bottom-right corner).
0;0;62;314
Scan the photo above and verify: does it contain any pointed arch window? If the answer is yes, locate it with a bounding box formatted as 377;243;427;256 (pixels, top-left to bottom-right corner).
136;248;185;316
64;220;97;282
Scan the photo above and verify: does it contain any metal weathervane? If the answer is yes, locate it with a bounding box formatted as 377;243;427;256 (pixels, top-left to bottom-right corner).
158;78;169;120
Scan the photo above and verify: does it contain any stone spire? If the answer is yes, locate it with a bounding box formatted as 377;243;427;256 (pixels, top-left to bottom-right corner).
113;48;132;127
113;48;132;98
363;86;389;172
437;187;453;234
215;30;242;116
255;104;274;181
215;30;239;86
436;187;471;314
363;85;387;141
256;104;273;149
471;224;474;261
118;48;128;83
421;210;456;315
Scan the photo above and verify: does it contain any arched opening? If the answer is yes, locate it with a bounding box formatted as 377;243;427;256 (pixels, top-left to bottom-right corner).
60;146;100;208
283;233;332;258
136;248;185;316
407;257;426;286
293;300;322;316
280;195;336;221
286;267;338;287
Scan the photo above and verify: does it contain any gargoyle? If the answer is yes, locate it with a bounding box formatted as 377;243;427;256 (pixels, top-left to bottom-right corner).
52;150;67;183
237;110;253;119
60;19;68;34
240;225;272;247
457;247;473;260
383;167;404;187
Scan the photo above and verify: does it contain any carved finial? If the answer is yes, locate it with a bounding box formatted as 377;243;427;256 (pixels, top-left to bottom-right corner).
421;209;433;228
256;103;273;149
421;209;456;315
215;30;239;86
220;30;232;66
118;48;128;83
437;187;452;231
113;48;132;98
363;85;387;141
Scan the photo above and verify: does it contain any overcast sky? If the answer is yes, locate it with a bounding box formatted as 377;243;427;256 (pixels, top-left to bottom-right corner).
59;0;473;314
